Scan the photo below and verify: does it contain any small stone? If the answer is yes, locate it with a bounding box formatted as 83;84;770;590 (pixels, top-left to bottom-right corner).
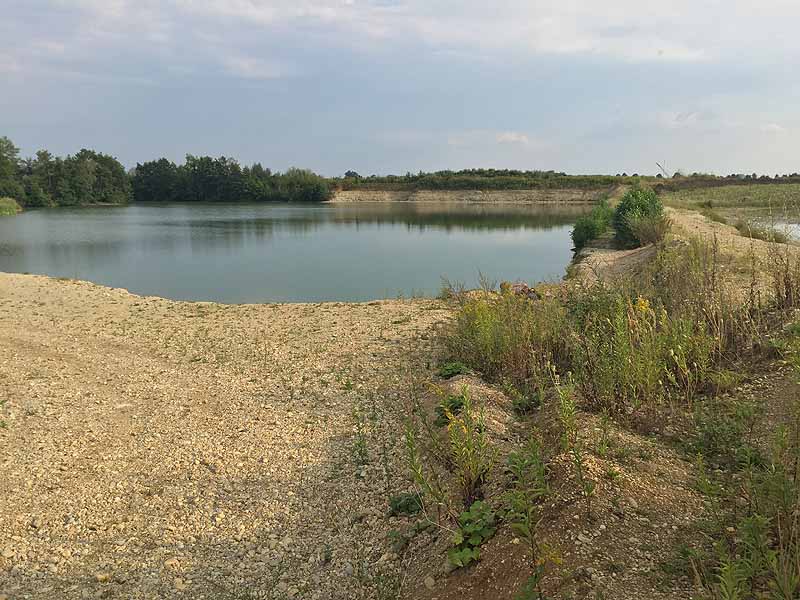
424;576;436;590
577;533;592;544
1;548;15;559
174;577;188;591
628;498;639;510
164;558;180;569
95;573;110;583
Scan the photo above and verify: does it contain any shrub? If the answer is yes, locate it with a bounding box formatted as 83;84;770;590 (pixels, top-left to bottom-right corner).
613;188;664;248
0;197;22;216
626;212;671;245
571;198;613;250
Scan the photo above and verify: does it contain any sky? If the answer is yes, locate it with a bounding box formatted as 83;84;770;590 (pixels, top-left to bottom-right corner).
1;1;799;176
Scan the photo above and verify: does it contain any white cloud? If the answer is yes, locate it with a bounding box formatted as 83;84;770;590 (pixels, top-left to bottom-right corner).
222;55;288;80
496;131;530;145
760;123;786;135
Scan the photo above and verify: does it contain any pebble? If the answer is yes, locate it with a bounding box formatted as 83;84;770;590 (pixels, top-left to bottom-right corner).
95;573;111;583
424;576;436;590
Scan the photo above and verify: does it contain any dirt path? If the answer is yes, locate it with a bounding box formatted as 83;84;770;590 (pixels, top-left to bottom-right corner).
0;273;450;599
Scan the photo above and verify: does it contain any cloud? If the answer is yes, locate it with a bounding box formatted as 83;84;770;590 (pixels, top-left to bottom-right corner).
222;56;289;80
760;123;786;135
496;131;530;145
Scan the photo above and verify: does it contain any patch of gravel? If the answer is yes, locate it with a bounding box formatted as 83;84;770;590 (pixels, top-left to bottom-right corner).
0;273;450;599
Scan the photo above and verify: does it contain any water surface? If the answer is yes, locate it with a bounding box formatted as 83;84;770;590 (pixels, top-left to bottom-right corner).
0;202;587;302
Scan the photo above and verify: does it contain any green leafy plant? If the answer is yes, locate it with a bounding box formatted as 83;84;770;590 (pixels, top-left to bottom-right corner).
447;500;497;568
388;492;422;516
438;361;471;379
434;392;466;427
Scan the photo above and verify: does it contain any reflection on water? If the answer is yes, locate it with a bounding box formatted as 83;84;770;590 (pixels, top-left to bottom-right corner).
0;201;589;302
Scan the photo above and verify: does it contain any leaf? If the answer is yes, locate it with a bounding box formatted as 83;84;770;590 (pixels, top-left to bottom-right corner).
452;531;464;546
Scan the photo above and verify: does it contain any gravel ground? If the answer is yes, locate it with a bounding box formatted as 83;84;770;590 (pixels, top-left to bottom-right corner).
0;273;450;600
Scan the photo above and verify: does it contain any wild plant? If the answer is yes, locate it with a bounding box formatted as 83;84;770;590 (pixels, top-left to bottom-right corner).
445;387;495;507
447;500;497;568
352;403;369;466
504;438;550;598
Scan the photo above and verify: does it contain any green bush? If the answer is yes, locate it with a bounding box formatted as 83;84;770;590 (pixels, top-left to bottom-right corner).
613;188;664;248
571;199;613;250
0;197;22;216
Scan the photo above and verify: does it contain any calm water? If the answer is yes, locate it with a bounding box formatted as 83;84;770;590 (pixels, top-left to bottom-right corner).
0;202;588;303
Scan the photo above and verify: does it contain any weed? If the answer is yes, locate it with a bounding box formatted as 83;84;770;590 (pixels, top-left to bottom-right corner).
438;361;471;379
571;445;596;521
433;391;466;427
447;500;497;568
504;438;550;598
352;404;369;466
388;492;422;516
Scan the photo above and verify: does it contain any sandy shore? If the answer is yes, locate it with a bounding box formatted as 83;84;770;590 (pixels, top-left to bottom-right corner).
330;189;604;203
0;273;450;599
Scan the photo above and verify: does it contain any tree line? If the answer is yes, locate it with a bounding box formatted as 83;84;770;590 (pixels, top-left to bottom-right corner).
131;157;331;203
0;136;332;207
0;137;131;207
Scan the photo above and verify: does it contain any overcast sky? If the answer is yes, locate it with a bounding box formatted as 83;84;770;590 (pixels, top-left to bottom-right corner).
2;1;798;176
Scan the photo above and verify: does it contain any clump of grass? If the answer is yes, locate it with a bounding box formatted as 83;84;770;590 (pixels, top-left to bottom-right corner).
734;219;790;243
701;208;728;225
571;198;613;250
0;197;22;216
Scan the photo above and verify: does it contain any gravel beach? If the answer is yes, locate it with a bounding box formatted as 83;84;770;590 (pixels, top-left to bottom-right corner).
0;273;450;599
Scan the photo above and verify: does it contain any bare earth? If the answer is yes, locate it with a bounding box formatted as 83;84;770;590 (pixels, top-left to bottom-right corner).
0;274;449;599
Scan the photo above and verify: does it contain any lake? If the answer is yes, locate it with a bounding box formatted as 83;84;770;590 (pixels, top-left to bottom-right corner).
0;202;588;303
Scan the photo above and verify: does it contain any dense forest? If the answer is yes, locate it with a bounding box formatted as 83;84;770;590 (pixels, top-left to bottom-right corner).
0;137;131;207
131;157;331;203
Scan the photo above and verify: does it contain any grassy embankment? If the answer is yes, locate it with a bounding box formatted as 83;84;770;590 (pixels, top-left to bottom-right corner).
663;183;800;244
400;185;800;599
0;197;22;216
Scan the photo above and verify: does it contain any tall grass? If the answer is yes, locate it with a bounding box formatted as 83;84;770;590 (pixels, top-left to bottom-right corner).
441;237;800;424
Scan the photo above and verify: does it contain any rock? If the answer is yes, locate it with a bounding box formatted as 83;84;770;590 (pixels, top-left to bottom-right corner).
500;281;541;300
95;572;111;583
1;548;15;559
424;576;436;590
164;558;180;569
628;498;639;510
174;578;188;591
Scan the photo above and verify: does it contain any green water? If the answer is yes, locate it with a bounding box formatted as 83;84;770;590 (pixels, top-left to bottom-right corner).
0;201;588;303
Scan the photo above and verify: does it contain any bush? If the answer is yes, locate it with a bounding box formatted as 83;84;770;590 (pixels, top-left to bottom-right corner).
613;188;664;248
626;212;671;246
0;197;22;216
571;199;614;250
